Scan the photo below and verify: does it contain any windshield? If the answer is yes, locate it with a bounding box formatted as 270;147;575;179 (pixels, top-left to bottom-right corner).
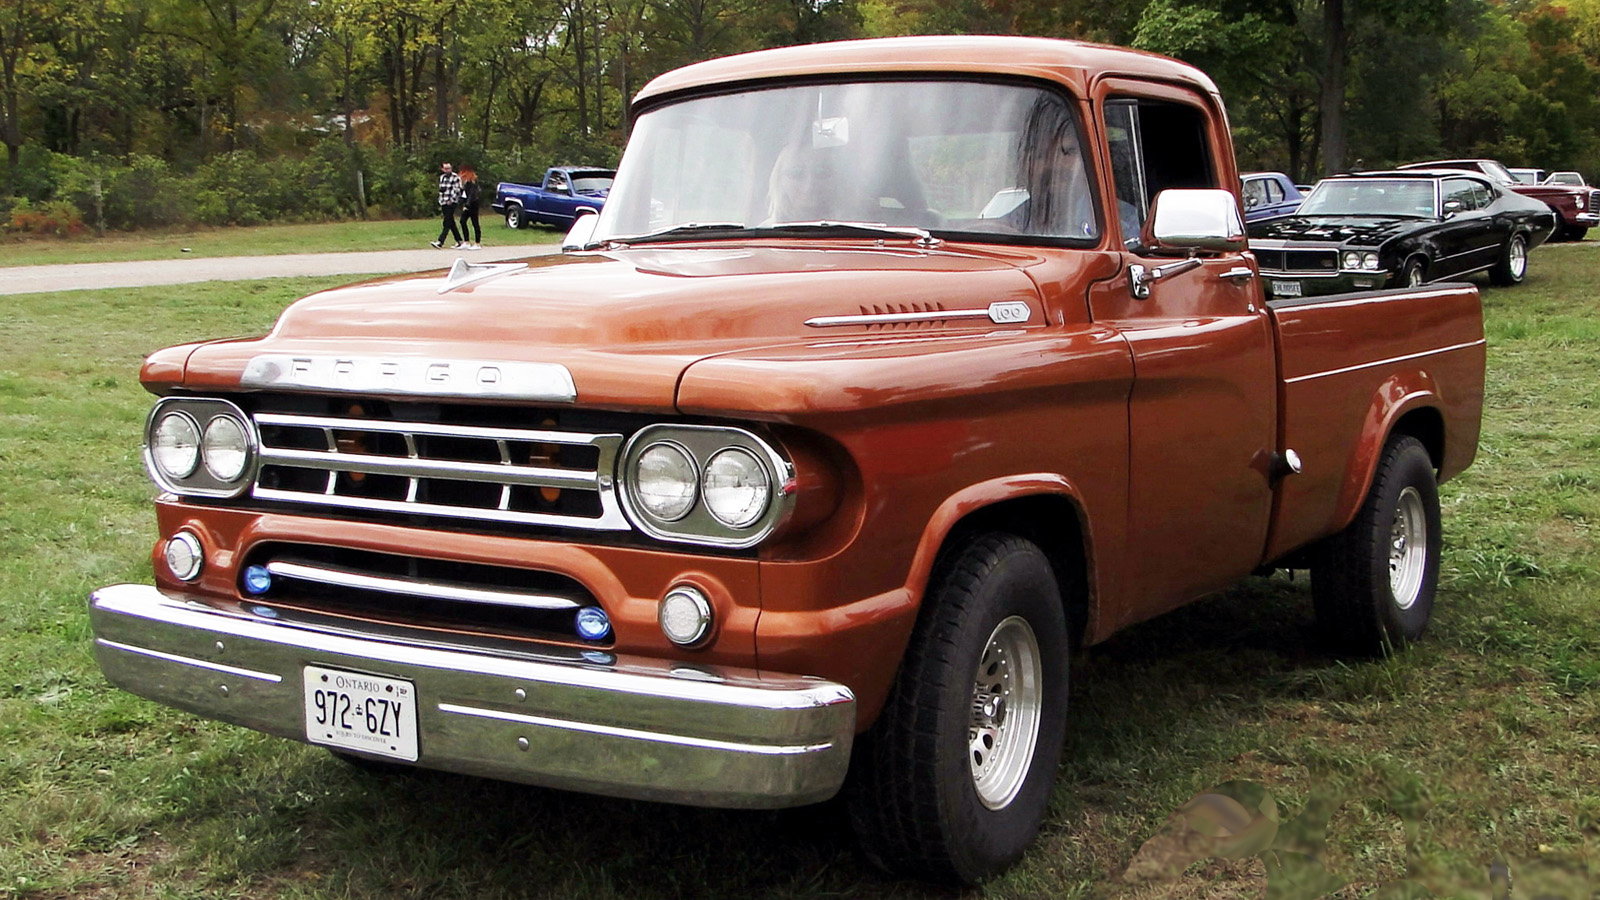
1546;172;1586;186
596;80;1100;243
1509;169;1540;184
572;174;614;194
1297;180;1437;218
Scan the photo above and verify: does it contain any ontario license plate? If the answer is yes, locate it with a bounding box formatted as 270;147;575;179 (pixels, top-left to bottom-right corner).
1269;279;1303;298
303;666;418;761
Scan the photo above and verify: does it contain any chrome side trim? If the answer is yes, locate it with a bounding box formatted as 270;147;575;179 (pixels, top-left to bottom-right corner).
263;560;583;611
241;355;577;404
96;638;283;683
805;301;1033;328
436;703;833;756
1283;338;1486;384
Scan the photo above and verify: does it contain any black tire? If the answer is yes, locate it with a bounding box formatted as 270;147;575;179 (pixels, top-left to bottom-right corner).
1488;233;1528;286
1310;435;1441;656
1400;257;1426;289
504;204;524;229
1567;226;1588;242
848;533;1070;884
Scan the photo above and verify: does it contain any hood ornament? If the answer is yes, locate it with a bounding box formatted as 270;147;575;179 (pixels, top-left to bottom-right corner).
438;258;528;294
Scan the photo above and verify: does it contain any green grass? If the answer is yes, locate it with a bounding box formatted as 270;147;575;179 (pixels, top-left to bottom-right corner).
2;250;1599;898
0;217;558;267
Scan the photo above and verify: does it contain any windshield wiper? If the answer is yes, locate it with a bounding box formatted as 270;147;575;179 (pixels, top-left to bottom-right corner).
607;222;748;245
760;220;940;246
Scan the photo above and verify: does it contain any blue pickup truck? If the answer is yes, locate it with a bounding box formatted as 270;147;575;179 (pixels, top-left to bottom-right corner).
492;166;616;229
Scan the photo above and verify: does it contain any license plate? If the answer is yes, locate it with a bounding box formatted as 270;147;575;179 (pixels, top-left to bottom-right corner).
1269;279;1303;298
303;665;418;761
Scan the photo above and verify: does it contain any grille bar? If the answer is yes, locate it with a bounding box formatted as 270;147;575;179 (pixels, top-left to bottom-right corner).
251;411;629;530
264;560;582;610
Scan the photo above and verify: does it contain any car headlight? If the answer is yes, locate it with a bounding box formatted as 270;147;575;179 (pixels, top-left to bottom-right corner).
634;442;698;521
150;411;201;479
1361;252;1380;270
620;425;793;547
1341;251;1360;270
144;398;258;497
702;449;771;527
202;415;251;482
1578;194;1587;210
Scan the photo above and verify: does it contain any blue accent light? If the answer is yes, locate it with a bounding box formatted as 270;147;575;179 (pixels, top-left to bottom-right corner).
242;565;273;595
575;606;612;641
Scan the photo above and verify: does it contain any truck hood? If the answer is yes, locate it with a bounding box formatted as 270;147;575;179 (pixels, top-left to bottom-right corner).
162;243;1054;412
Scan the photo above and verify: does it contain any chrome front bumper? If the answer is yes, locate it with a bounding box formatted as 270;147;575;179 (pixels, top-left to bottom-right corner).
89;584;855;808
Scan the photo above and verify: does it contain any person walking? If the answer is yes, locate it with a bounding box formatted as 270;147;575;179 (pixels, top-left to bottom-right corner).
431;162;464;248
458;166;483;250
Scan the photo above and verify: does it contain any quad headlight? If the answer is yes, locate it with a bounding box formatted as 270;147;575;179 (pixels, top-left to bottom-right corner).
1341;251;1381;272
144;398;258;497
619;425;793;547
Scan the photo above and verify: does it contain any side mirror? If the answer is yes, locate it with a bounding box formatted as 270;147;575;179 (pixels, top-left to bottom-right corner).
1443;199;1463;216
562;212;600;251
1143;188;1246;254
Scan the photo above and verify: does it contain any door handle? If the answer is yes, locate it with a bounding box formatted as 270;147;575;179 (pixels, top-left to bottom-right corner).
1219;266;1256;282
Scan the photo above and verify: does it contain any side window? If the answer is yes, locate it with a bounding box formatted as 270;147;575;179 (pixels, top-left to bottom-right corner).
1104;96;1218;246
547;172;569;193
1471;183;1493;209
1266;179;1285;203
1242;178;1267;209
1442;178;1476;212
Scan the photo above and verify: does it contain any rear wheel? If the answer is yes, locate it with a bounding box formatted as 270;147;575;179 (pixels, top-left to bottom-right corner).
505;204;524;229
1488;233;1528;286
848;533;1070;885
1310;435;1441;656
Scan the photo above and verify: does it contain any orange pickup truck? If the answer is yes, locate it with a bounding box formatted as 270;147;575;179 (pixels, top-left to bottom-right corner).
90;36;1485;883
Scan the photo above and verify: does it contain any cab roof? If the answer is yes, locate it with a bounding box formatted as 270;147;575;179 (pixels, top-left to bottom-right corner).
632;35;1220;110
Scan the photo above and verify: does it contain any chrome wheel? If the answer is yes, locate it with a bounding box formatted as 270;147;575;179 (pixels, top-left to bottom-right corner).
1406;263;1424;287
969;615;1043;810
1509;237;1527;279
1389;486;1428;610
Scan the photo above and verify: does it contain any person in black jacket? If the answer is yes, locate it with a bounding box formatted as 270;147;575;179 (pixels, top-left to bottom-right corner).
430;162;463;249
457;166;483;250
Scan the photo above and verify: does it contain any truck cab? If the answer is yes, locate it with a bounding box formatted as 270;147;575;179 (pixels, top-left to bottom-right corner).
92;37;1484;885
492;166;615;230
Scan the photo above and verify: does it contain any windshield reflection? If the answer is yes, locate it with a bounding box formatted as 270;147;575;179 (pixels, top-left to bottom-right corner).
597;80;1100;244
1299;180;1438;218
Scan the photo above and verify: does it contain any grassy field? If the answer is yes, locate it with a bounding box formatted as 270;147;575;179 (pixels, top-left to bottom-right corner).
0;217;558;267
2;249;1598;899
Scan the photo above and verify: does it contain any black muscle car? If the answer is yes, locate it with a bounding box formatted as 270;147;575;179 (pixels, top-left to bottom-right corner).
1248;170;1556;299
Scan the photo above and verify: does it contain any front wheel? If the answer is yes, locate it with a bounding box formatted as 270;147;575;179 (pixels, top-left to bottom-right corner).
848;533;1069;884
1400;257;1426;288
504;204;524;229
1488;233;1528;286
1310;435;1441;656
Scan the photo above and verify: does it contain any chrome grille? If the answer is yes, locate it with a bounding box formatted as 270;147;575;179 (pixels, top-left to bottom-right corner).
251;412;628;530
1590;190;1599;213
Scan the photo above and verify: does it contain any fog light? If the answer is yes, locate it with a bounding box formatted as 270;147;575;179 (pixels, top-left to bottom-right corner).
575;606;612;641
164;532;204;581
659;586;712;647
242;565;273;595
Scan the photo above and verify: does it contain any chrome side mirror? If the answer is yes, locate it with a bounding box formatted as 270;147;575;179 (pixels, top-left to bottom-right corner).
1443;199;1463;217
562;212;600;251
1143;188;1247;254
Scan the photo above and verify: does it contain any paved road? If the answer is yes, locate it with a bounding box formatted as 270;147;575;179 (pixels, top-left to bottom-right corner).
0;243;563;296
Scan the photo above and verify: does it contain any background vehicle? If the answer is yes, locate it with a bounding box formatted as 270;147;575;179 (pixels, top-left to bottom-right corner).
1508;167;1547;184
1250;169;1555;298
91;37;1486;886
1545;171;1588;186
1400;158;1595;241
1240;171;1305;221
492;166;616;229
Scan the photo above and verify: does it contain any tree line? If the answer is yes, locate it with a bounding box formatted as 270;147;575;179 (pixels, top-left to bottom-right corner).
3;0;1597;233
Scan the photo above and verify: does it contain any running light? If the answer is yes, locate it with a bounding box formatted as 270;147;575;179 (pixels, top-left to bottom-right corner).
242;565;273;595
575;606;612;641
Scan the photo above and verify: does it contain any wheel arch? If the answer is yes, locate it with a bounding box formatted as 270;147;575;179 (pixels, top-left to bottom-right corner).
906;476;1096;649
1331;377;1446;533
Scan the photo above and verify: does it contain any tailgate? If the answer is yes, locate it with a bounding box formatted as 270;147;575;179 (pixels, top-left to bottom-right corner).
1265;284;1485;560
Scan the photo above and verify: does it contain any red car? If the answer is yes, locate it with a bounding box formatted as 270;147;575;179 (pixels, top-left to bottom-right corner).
1400;158;1596;241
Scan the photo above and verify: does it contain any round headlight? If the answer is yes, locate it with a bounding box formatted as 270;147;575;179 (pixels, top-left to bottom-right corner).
202;415;250;482
1361;252;1380;270
1341;251;1361;270
151;412;201;479
634;442;698;521
164;531;204;581
659;586;712;647
702;448;771;528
